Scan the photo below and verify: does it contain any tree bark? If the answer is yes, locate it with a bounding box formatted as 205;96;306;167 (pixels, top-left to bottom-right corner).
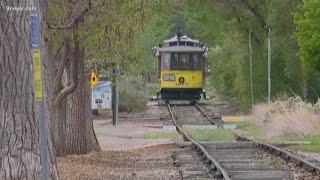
40;0;99;156
41;39;67;156
65;48;100;154
0;1;58;179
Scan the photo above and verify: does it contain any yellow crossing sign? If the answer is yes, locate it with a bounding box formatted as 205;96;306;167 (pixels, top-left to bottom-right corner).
32;49;43;101
91;71;99;88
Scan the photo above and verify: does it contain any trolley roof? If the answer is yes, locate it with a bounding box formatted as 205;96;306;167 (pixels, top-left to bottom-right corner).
163;35;199;44
153;34;208;54
158;46;205;53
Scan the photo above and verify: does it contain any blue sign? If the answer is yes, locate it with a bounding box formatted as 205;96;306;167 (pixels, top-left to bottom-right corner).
115;68;121;76
30;14;39;47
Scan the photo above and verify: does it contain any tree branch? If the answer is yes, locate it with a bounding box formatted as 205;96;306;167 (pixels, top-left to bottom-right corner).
53;47;79;107
229;3;263;44
53;28;80;107
47;0;92;30
240;0;268;32
53;37;70;91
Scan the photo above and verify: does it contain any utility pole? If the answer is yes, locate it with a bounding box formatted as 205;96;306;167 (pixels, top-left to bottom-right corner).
268;28;272;103
249;31;254;107
32;0;49;179
110;63;118;125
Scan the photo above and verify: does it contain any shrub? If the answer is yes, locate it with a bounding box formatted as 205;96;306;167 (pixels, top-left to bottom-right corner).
313;99;320;115
247;96;320;136
246;103;272;124
267;106;320;136
117;76;151;112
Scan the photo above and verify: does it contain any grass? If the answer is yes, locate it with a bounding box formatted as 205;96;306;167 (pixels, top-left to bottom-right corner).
140;130;179;139
235;121;265;140
266;135;320;143
236;120;320;152
292;144;320;152
182;127;235;142
289;135;320;152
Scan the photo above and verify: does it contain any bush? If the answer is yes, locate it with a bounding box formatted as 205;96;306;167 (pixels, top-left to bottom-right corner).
117;76;156;112
247;96;320;136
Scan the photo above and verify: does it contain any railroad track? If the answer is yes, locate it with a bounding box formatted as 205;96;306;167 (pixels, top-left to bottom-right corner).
167;102;320;179
194;103;225;126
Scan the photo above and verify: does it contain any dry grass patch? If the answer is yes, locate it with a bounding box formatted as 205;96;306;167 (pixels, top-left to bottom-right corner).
268;107;320;136
246;97;320;137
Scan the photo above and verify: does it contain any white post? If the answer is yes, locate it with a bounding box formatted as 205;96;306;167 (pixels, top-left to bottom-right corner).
249;31;253;107
268;28;271;103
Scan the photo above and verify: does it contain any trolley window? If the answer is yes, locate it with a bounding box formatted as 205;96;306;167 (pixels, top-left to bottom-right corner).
170;53;202;70
161;53;171;70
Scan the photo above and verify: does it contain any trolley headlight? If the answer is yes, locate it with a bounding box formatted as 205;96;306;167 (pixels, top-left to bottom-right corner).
162;74;175;81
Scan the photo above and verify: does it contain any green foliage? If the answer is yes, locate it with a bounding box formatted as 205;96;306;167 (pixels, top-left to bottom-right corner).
118;76;154;112
294;0;320;102
178;0;307;110
84;0;148;74
268;0;302;95
294;0;320;75
46;0;320;111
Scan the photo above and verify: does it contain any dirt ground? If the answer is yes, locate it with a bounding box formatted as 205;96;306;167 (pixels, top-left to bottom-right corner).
56;100;320;179
94;117;174;151
57;144;179;180
57;103;180;179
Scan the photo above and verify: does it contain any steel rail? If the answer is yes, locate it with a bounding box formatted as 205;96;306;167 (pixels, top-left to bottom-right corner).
194;103;320;176
167;104;231;179
235;134;320;175
194;103;223;126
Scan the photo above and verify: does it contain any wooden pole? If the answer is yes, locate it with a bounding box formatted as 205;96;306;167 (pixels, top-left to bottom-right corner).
249;31;254;107
268;28;272;103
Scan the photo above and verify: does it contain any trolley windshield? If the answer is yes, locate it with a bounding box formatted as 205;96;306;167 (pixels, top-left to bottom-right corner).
161;53;202;70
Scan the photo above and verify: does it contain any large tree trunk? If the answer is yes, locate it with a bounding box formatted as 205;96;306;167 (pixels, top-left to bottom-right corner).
41;43;67;156
66;49;100;154
0;1;58;179
42;60;67;156
39;0;98;156
40;1;69;157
